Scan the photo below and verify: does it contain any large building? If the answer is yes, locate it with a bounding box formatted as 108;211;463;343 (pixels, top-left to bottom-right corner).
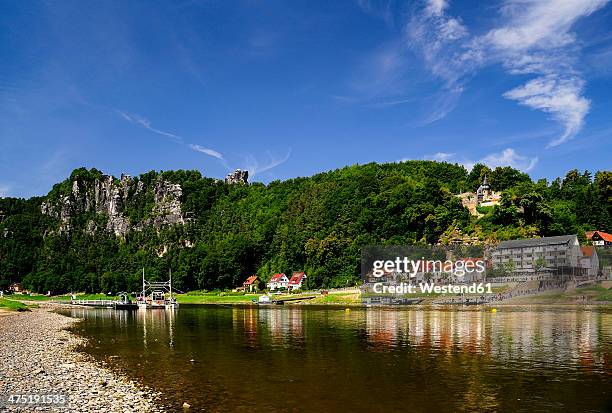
491;235;582;274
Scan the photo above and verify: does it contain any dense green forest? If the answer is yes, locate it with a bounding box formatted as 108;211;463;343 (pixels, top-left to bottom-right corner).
0;161;610;294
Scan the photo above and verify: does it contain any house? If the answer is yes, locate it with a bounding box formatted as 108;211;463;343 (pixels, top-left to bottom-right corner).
586;231;612;246
288;272;307;291
243;275;259;292
579;246;600;277
9;282;24;293
267;273;289;291
491;234;582;274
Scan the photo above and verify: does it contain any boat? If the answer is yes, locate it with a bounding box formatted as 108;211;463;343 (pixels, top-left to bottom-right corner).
252;295;284;305
137;268;179;310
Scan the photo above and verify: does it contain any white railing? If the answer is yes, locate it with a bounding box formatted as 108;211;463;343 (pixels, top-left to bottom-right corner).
71;299;116;306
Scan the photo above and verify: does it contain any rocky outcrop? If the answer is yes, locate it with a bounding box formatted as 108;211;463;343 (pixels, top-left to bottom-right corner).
41;172;184;237
225;169;248;184
150;180;184;228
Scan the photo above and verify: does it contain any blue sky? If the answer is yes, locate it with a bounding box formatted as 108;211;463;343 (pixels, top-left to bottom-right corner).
1;0;611;198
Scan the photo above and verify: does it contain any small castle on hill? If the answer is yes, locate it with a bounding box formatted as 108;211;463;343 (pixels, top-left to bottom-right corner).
476;175;500;205
458;175;501;216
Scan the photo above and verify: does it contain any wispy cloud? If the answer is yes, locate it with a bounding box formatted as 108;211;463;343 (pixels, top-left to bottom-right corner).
480;148;539;172
116;110;225;160
356;0;396;27
115;109;292;178
503;76;589;147
425;147;538;172
117;111;182;141
348;41;411;99
188;144;224;160
406;0;609;145
242;149;292;177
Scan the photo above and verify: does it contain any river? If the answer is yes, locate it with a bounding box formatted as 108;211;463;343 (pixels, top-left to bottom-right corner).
59;305;612;412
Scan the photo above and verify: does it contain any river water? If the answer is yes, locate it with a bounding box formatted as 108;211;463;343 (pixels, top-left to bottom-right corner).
60;305;612;412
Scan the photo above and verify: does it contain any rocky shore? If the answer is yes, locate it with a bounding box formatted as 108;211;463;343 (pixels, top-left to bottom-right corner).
0;308;165;412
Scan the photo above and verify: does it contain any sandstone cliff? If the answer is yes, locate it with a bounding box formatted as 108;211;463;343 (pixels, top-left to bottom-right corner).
40;172;184;236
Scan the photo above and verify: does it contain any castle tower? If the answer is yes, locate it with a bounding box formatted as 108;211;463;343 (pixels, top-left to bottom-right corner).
476;174;491;203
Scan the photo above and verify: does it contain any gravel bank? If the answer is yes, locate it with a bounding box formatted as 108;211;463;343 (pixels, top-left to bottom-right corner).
0;308;165;412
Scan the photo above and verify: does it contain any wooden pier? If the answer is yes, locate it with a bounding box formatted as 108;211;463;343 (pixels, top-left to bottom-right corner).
71;300;138;310
70;292;138;309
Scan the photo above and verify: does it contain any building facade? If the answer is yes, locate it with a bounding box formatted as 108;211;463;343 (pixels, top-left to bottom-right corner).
492;235;582;274
243;275;259;292
267;273;289;291
288;272;307;291
579;246;600;277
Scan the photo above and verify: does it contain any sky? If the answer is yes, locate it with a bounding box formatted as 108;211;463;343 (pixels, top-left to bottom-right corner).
1;0;611;198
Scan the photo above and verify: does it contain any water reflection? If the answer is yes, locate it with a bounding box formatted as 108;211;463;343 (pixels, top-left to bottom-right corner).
61;306;612;412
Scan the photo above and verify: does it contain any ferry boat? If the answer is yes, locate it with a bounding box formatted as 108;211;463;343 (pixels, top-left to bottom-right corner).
137;269;179;310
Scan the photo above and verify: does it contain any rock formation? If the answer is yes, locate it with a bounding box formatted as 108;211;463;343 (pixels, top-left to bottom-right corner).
225;169;248;184
40;171;184;236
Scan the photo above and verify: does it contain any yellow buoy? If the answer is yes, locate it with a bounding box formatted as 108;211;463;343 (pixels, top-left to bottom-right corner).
345;308;351;312
491;308;497;313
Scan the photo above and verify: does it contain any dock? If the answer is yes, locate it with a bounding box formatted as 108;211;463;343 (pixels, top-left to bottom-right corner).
70;292;138;309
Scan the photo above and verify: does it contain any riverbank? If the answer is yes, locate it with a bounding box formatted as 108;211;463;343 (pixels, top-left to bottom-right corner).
8;281;612;307
0;297;32;311
0;308;164;412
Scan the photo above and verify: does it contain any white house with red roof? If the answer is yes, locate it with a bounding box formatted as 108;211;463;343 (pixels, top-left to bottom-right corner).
267;273;289;291
586;231;612;246
288;272;307;291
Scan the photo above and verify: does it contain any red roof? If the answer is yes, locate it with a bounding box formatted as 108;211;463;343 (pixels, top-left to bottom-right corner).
243;275;258;285
288;272;306;285
581;246;596;257
587;231;612;242
597;231;612;242
270;273;286;282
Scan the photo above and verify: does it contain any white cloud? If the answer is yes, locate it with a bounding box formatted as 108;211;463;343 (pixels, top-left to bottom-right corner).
425;148;538;172
117;111;182;141
485;0;608;51
425;0;448;17
117;109;226;162
503;76;590;147
243;149;292;177
406;0;609;145
189;144;224;160
431;152;455;161
480;148;539;172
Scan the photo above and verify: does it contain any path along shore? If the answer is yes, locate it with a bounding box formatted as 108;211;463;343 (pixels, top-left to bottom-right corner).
0;307;165;412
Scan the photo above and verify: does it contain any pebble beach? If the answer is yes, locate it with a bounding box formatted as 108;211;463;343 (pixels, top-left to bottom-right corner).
0;308;165;412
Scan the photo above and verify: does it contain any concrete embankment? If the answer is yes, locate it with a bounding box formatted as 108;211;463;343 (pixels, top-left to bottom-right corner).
0;308;165;412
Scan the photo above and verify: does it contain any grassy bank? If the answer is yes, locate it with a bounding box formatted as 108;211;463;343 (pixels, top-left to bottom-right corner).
177;293;260;304
6;282;610;307
0;298;32;311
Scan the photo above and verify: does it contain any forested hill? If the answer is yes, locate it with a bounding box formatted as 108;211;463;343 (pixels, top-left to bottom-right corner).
0;161;610;294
